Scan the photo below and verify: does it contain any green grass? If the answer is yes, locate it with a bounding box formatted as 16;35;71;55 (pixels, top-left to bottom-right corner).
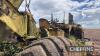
68;35;85;46
0;41;23;56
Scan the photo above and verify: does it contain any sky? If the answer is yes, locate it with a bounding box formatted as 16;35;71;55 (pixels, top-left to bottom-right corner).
19;0;100;29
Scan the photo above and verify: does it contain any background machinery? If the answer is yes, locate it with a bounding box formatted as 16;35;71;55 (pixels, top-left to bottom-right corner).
39;13;84;39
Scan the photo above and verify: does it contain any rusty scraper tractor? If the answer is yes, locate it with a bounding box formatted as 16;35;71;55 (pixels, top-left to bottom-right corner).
0;0;93;56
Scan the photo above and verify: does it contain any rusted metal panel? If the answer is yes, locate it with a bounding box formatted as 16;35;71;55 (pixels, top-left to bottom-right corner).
9;0;24;9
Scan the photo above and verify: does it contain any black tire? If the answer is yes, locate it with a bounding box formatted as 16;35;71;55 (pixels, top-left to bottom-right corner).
16;37;80;56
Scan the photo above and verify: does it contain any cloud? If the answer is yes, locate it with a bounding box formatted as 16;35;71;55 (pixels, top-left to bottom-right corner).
19;0;76;26
19;0;72;21
19;0;100;29
71;0;89;2
70;0;100;29
20;0;72;16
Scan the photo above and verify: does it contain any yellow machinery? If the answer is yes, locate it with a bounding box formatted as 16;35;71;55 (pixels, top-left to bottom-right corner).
0;0;39;41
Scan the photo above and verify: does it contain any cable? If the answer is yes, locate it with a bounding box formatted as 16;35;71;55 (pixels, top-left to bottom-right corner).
25;0;31;13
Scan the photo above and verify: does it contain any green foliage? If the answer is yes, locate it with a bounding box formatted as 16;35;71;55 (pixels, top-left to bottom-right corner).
68;35;77;41
0;41;23;56
40;28;48;37
68;35;85;46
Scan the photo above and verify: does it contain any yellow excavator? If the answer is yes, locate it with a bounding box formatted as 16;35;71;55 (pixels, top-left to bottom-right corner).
0;0;39;42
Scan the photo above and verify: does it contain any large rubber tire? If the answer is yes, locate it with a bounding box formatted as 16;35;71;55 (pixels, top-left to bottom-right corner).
16;37;82;56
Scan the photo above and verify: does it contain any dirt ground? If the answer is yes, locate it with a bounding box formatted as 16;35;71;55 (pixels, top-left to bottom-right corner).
84;29;100;38
84;29;100;55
